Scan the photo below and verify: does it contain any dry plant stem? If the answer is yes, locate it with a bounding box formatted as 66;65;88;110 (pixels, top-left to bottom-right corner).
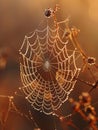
89;116;98;130
0;96;13;130
71;31;87;58
4;98;11;123
0;95;39;130
70;28;97;81
71;109;98;130
90;124;98;130
78;110;88;121
69;32;89;73
53;4;60;35
53;14;58;35
76;109;98;130
65;22;86;57
67;120;79;130
67;24;98;93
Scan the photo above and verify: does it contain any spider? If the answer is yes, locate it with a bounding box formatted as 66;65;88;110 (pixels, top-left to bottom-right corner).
44;8;54;18
44;4;59;18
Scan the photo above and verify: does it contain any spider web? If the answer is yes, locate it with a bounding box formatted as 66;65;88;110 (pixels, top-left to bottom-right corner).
19;19;81;115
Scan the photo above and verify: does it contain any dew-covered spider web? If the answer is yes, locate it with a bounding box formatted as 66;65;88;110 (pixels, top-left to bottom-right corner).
19;18;81;115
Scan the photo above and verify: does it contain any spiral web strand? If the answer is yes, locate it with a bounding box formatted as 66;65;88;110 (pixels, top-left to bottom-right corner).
19;19;81;115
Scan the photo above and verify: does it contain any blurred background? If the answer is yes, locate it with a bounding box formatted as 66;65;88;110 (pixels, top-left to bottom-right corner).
0;0;98;130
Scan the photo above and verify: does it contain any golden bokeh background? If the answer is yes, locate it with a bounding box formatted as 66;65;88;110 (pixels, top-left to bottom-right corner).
0;0;98;130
